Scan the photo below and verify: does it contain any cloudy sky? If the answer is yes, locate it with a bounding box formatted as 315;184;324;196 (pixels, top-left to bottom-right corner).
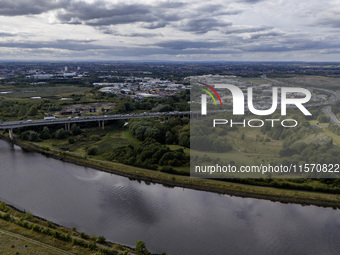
0;0;339;61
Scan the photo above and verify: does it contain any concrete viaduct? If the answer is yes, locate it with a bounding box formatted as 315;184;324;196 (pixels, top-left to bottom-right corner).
0;111;193;140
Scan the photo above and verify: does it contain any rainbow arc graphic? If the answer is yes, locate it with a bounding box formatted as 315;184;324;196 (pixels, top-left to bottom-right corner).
200;83;223;106
200;83;222;115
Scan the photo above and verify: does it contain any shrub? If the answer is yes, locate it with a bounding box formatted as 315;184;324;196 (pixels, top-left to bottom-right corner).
90;135;101;141
0;201;7;212
42;228;51;235
46;221;54;228
1;212;11;221
25;212;33;221
160;166;175;173
135;240;148;255
87;146;99;155
31;224;41;232
87;240;97;250
97;235;106;244
80;232;89;239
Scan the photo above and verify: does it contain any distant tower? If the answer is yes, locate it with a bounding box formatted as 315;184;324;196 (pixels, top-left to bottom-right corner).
65;66;68;72
77;66;81;71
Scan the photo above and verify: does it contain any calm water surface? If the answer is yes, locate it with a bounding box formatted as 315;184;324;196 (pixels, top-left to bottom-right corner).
0;140;340;255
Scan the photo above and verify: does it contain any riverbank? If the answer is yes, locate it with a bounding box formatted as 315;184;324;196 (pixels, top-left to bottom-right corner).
0;201;138;255
2;134;340;208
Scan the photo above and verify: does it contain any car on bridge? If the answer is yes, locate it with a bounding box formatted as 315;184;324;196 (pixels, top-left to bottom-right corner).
44;116;56;120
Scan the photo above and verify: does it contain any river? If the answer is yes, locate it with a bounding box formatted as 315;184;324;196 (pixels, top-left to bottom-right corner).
0;139;340;255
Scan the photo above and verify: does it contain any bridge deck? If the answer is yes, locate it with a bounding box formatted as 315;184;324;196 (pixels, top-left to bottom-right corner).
0;112;192;129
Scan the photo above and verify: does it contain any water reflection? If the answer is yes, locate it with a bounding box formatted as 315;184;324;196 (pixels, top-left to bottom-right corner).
0;140;339;255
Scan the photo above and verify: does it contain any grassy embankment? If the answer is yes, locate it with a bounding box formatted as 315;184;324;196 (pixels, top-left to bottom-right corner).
2;123;340;208
0;202;136;255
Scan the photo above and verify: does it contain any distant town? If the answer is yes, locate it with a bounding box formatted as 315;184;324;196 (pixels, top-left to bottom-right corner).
0;62;338;115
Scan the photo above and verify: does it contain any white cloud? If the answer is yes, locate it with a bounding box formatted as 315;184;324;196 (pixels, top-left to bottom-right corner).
0;0;338;61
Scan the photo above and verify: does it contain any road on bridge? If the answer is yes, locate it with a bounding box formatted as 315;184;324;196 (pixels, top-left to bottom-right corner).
0;111;192;130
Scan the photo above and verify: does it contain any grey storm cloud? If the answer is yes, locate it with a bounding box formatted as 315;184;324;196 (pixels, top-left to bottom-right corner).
238;38;340;52
157;1;187;9
0;40;238;56
57;2;154;25
0;39;108;51
0;38;234;56
0;0;68;16
317;17;340;28
55;1;188;29
249;31;282;40
97;27;160;37
155;40;227;50
0;0;338;61
99;46;239;57
142;21;168;29
224;26;271;34
55;1;237;33
0;32;16;37
196;4;242;16
178;18;232;34
0;0;242;35
238;0;266;3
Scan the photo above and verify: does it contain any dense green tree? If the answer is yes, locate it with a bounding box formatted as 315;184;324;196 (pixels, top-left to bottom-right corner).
20;131;30;140
48;105;62;112
18;105;28;116
27;106;38;116
28;131;40;142
178;132;190;148
40;126;51;139
54;128;68;139
71;124;82;135
165;131;174;144
317;114;330;123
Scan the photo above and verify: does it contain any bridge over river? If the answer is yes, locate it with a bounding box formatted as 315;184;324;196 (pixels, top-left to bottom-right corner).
0;111;192;140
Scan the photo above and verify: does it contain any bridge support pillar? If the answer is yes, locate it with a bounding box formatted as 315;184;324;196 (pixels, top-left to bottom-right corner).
9;129;13;140
98;121;104;129
65;123;70;131
102;121;104;130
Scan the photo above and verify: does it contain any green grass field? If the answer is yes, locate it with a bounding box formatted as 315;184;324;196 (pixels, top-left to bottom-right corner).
191;127;283;167
242;77;272;85
0;229;69;255
0;85;90;99
323;128;340;146
37;125;138;159
274;75;340;90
